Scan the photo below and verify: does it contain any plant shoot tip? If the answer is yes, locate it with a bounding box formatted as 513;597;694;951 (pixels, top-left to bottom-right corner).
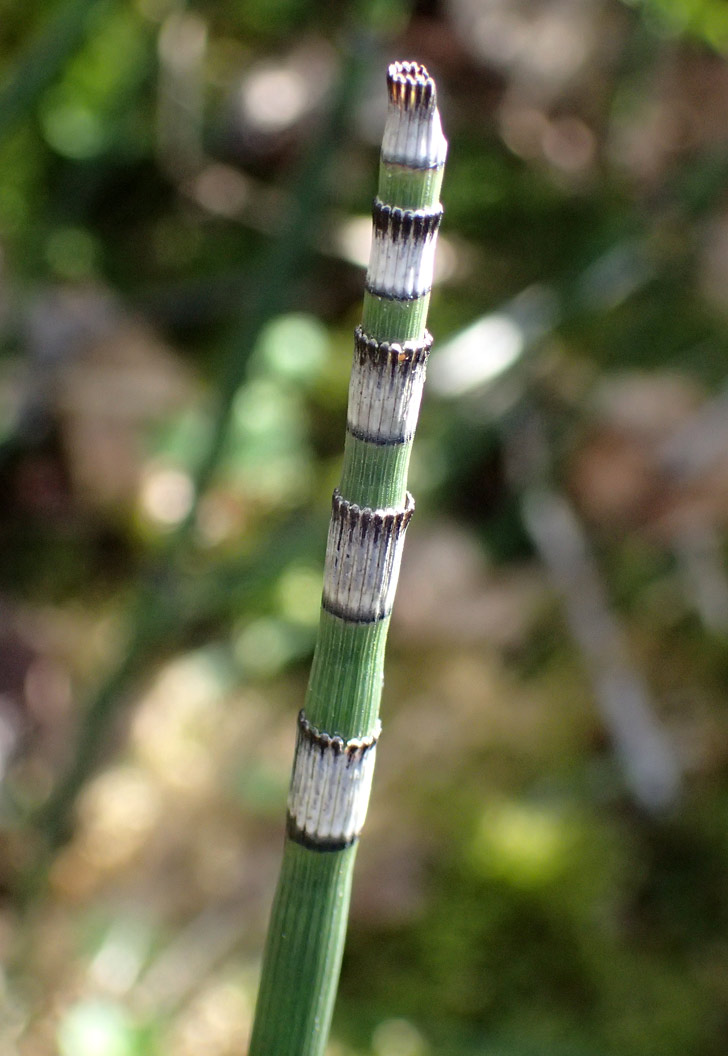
387;60;436;110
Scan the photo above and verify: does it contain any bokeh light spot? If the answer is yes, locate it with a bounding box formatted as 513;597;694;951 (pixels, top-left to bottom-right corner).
139;464;195;528
276;565;322;626
58;999;136;1056
469;800;574;889
240;66;307;133
41;101;107;159
372;1018;428;1056
255;313;328;385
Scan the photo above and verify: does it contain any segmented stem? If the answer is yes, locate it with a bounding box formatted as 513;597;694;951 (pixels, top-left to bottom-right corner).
248;61;447;1056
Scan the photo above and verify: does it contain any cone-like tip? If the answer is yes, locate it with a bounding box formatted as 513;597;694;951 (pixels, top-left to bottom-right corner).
387;60;436;111
382;61;447;169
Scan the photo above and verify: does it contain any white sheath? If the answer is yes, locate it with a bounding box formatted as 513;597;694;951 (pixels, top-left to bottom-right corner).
322;490;414;622
366;202;442;301
287;711;381;849
382;60;448;170
347;327;431;445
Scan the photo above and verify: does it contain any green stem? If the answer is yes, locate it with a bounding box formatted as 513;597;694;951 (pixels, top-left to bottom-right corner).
249;61;447;1056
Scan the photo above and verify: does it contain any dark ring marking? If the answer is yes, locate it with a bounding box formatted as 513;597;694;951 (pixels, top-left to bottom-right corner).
321;598;392;623
353;326;432;370
371;201;443;241
382;160;443;173
296;708;380;756
380;155;444;173
286;814;358;852
364;281;432;302
346;424;413;446
329;489;415;541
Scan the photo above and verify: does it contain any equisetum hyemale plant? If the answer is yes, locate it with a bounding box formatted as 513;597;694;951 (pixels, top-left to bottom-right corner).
248;61;447;1055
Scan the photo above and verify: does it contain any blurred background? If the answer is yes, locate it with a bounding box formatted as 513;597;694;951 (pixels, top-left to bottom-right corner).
2;0;728;1053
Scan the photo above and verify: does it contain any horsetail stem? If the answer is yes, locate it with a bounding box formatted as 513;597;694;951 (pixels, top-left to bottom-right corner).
248;61;447;1056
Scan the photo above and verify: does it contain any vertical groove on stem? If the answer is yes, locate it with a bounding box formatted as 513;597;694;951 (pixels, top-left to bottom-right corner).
250;843;358;1054
248;60;447;1056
